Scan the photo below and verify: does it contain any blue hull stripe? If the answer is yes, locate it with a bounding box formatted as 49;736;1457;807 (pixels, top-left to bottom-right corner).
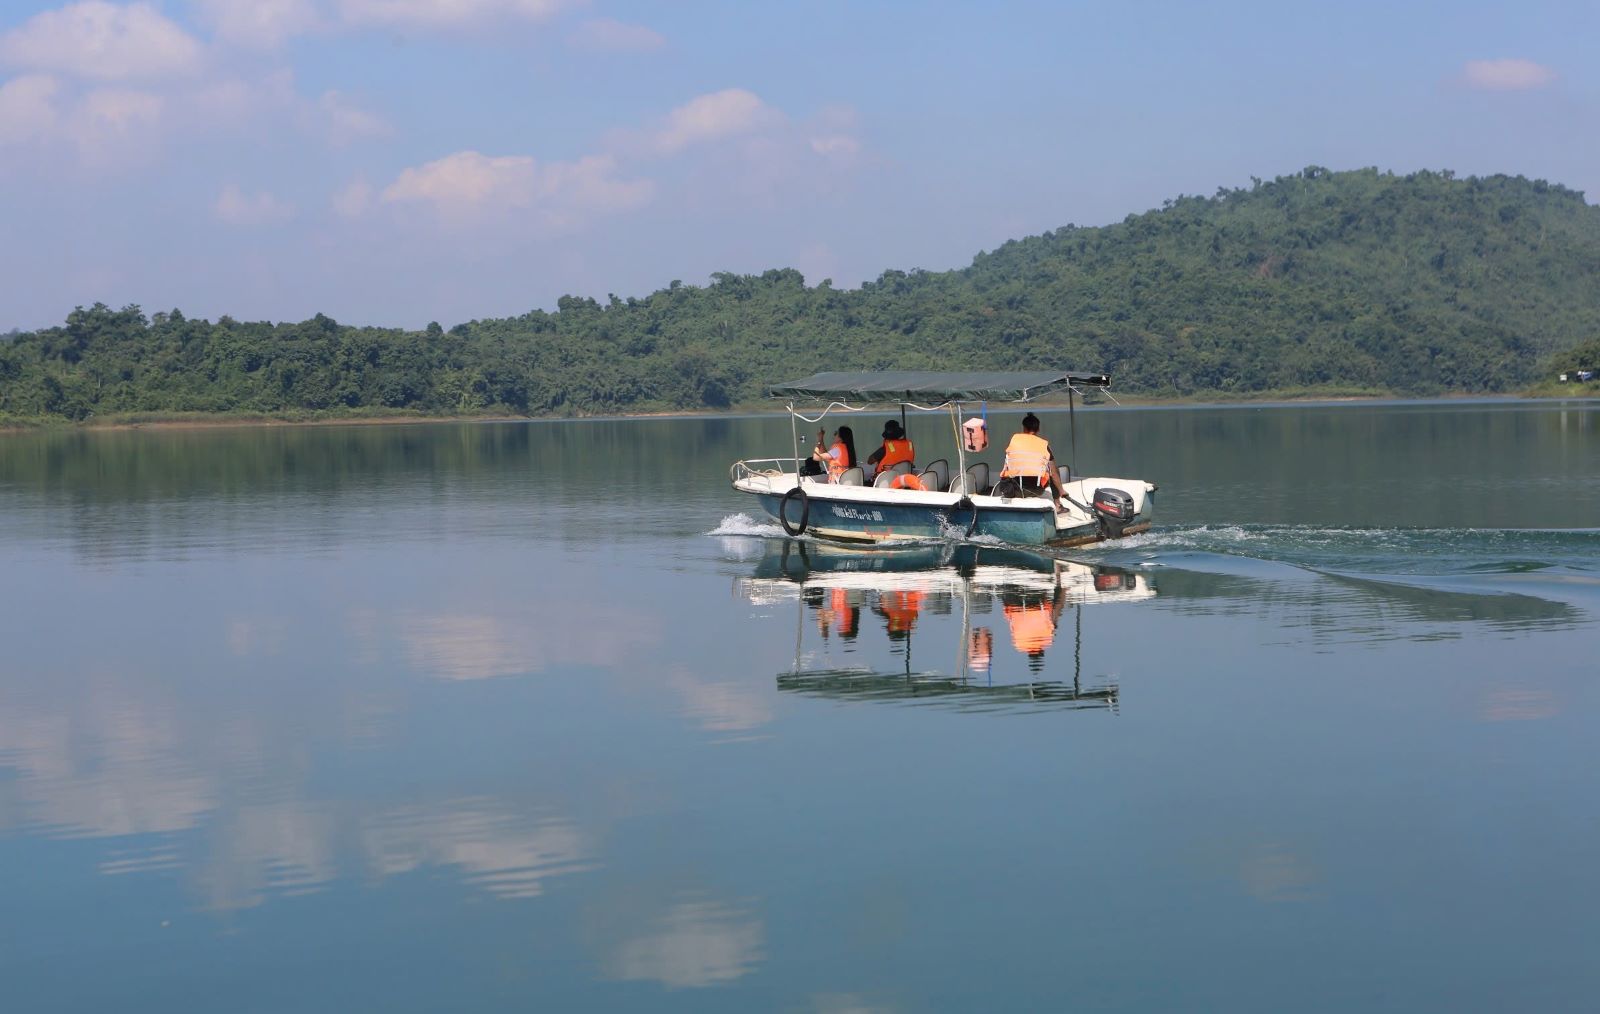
753;490;1149;546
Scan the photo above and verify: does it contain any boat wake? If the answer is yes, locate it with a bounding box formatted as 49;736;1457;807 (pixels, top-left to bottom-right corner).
708;513;788;539
1079;523;1600;615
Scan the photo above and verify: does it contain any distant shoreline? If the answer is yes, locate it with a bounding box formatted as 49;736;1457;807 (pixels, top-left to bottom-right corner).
3;388;1595;435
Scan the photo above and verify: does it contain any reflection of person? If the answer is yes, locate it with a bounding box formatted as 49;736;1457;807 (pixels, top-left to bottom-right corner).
1001;584;1067;672
814;587;859;641
811;425;857;483
1000;412;1065;508
866;419;914;478
966;626;993;675
874;589;924;641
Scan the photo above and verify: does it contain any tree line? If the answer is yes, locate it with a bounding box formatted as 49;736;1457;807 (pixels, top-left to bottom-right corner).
3;166;1598;422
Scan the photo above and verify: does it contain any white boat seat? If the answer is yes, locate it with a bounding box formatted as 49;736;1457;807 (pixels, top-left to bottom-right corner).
889;460;914;477
872;469;895;488
948;473;973;496
918;469;940;491
924;458;950;492
965;462;990;494
837;466;866;486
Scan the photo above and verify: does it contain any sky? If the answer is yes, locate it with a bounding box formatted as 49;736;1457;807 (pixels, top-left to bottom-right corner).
0;0;1595;331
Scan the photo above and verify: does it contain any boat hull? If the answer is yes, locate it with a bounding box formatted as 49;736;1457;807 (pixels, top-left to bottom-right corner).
742;476;1154;548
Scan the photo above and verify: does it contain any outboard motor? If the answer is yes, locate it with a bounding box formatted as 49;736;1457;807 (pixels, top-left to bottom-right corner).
1091;486;1136;538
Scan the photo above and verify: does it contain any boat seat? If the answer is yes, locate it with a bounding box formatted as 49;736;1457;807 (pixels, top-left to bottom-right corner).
924;458;950;492
872;469;895;488
918;469;940;492
889;460;914;477
836;466;866;486
965;462;990;494
1058;465;1072;487
948;473;973;496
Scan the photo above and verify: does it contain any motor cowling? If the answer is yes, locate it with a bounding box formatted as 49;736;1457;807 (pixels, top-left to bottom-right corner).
1091;487;1136;538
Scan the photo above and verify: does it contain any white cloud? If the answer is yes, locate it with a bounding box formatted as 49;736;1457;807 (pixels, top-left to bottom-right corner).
315;89;388;144
190;0;323;49
808;134;860;159
652;88;775;154
567;17;664;53
214;183;296;225
337;0;570;30
0;74;163;162
1461;58;1556;91
0;2;204;81
382;150;653;225
384;150;538;209
331;176;373;217
67;85;162;148
0;74;60;144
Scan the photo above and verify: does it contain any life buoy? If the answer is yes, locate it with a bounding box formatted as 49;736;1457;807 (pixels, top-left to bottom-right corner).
890;473;924;491
779;486;810;536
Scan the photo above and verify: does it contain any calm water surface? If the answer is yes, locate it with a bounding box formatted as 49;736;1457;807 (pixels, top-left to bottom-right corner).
1;400;1597;1012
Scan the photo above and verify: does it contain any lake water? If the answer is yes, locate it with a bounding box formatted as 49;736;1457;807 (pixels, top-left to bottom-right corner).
1;400;1597;1012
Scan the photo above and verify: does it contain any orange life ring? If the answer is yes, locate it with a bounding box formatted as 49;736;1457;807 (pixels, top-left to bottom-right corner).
890;473;925;491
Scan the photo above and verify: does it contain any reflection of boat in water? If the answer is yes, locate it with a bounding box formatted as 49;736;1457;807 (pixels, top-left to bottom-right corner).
730;372;1156;547
737;540;1155;711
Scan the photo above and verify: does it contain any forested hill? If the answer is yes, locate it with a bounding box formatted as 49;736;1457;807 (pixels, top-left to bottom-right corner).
4;167;1600;422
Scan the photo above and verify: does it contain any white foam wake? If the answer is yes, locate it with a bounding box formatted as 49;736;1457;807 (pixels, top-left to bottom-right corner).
707;512;786;538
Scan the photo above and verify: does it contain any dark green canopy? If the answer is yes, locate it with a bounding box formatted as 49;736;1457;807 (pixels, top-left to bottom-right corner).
768;370;1110;404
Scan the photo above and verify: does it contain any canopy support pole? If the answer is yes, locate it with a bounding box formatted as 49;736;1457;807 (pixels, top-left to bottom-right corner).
951;402;967;494
789;401;800;479
1067;386;1078;472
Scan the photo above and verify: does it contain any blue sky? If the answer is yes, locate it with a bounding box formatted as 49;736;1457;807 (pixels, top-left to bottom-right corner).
0;0;1595;330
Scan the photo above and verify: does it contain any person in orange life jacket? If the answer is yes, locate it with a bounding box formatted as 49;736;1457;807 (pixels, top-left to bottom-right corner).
1000;412;1065;508
866;419;915;478
810;425;857;482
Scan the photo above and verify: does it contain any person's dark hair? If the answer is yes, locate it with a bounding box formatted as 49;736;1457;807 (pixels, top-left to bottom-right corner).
1022;412;1041;433
836;425;858;469
882;419;901;440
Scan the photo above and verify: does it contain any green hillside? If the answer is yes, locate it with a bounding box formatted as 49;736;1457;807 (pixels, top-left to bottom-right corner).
4;166;1599;422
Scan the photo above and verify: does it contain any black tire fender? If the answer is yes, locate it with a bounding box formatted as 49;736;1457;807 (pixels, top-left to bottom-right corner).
953;496;979;538
779;485;810;536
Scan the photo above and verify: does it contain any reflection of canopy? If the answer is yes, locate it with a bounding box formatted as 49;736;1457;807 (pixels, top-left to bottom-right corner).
776;668;1117;710
767;370;1110;405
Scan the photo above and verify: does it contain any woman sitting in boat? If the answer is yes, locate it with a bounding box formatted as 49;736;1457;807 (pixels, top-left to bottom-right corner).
1000;412;1065;508
865;419;915;479
810;425;858;483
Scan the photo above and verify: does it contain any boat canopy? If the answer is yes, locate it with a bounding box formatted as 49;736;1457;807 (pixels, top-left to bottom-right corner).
768;370;1110;405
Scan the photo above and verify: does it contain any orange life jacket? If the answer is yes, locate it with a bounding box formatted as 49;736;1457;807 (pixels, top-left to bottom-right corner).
826;440;851;482
1001;432;1052;483
1004;600;1056;654
877;438;914;473
890;473;925;491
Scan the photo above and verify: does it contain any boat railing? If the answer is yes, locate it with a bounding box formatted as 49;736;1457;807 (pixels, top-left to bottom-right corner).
730;458;794;490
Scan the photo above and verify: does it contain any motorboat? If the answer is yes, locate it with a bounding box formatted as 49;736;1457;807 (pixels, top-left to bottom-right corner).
735;539;1155;709
729;371;1156;546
